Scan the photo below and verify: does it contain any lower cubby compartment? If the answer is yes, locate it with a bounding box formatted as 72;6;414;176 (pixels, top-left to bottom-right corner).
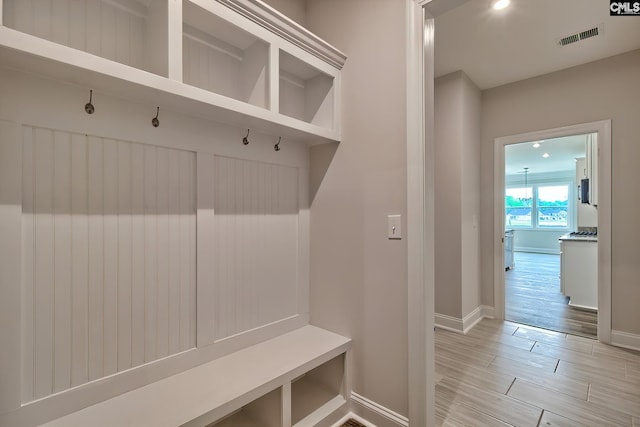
208;388;281;427
291;354;346;427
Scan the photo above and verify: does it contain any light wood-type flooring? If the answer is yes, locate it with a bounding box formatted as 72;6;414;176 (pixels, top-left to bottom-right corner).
436;319;640;426
505;252;597;339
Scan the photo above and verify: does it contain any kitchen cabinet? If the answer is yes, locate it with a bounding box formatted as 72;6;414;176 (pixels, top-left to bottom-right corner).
560;238;597;310
576;157;598;227
505;229;514;270
585;133;598;206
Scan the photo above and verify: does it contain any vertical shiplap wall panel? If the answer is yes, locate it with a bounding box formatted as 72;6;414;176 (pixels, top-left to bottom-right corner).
102;139;118;377
155;148;170;359
4;0;147;70
70;134;89;387
144;145;158;362
130;144;146;368
87;136;104;382
117;141;133;371
53;131;72;394
33;128;55;399
196;153;215;347
211;156;300;341
21;128;35;403
168;153;181;355
21;127;196;402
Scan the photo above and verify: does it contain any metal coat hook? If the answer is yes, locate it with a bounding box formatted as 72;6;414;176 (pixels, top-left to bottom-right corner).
242;129;250;145
152;107;160;127
274;136;282;152
85;89;95;114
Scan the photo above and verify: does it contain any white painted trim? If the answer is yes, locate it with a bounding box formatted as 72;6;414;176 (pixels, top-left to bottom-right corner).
611;330;640;352
514;247;560;255
434;313;464;333
435;305;494;334
494;120;612;344
462;306;484;333
406;1;435;426
351;393;409;427
480;305;496;319
215;0;346;69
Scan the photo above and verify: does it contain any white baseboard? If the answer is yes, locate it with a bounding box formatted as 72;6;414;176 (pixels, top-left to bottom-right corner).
350;392;408;427
435;305;495;334
611;330;640;352
514;247;560;255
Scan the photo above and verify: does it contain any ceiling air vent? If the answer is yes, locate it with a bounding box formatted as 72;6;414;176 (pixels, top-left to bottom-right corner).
557;25;602;47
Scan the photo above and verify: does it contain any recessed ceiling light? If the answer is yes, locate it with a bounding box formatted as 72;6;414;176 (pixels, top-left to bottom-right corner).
492;0;510;10
532;142;541;148
542;153;550;158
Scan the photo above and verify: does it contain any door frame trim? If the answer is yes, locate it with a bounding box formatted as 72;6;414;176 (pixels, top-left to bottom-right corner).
493;120;612;342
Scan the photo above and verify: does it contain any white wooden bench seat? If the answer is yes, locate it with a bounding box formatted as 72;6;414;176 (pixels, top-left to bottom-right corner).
41;326;351;427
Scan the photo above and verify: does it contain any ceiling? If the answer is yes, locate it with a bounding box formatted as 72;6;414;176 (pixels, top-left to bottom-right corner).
505;134;589;176
430;0;640;89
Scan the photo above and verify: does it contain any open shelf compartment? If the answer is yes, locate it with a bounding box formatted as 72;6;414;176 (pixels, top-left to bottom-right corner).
207;387;281;427
182;0;269;109
291;353;346;427
279;50;335;130
2;0;170;77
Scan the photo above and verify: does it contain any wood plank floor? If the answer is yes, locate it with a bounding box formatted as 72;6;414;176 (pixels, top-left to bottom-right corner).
436;319;640;427
505;252;597;339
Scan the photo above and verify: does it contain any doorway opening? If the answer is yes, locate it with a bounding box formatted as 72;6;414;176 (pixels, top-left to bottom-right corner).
494;120;611;342
504;134;597;338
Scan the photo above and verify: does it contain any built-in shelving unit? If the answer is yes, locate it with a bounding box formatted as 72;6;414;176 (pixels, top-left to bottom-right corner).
0;0;346;144
279;50;334;129
209;388;281;427
292;354;346;427
0;1;349;426
38;326;350;427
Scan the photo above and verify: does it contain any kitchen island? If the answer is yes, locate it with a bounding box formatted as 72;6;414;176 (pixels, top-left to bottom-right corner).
559;232;598;311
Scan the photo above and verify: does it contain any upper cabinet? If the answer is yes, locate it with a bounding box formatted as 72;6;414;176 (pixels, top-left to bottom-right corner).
0;0;346;144
585;133;598;206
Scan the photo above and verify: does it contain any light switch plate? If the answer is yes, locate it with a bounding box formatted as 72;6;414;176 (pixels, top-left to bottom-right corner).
387;215;402;239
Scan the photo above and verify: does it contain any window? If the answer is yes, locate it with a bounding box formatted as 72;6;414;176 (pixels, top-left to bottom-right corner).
505;184;570;229
505;187;532;228
537;185;569;228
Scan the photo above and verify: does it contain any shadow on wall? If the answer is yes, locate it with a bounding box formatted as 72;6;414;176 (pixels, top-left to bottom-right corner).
310;142;339;204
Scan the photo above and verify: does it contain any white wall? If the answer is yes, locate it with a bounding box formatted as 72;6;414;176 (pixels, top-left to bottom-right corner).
434;71;482;321
480;49;640;335
262;0;306;26
305;0;409;420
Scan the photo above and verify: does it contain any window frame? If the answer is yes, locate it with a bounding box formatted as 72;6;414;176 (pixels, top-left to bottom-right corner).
505;181;572;231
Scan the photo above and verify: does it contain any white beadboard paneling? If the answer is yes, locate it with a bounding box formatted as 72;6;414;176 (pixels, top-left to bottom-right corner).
87;136;105;382
1;121;23;413
212;156;299;341
117;140;133;371
21;127;196;402
196;153;216;347
144;145;158;362
3;0;150;72
53;131;72;393
70;133;89;387
33;128;55;399
130;143;146;368
156;147;170;359
102;139;118;377
21;127;35;404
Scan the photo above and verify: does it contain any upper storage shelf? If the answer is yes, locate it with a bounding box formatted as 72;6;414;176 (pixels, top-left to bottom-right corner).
0;0;346;144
